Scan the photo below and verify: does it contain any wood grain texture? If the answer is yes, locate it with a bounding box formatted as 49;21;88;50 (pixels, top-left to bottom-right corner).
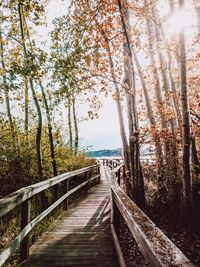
0;165;99;218
19;167;117;267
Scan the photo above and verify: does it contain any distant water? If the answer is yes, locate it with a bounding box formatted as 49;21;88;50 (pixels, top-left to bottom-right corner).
95;156;155;162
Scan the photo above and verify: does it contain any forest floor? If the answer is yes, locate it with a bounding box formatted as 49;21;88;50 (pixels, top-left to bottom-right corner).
148;211;200;266
119;217;148;267
119;209;200;267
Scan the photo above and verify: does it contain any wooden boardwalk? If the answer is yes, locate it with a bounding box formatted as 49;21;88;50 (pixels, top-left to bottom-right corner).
20;167;116;267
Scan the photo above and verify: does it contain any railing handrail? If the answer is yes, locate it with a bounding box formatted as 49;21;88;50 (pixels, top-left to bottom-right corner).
106;161;194;267
0;164;99;218
0;164;100;267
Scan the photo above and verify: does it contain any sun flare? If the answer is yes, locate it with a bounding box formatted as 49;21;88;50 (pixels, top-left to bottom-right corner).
166;9;197;36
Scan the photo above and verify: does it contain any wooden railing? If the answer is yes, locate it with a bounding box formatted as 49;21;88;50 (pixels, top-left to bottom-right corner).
102;160;194;267
97;158;123;169
98;156;155;167
0;164;100;267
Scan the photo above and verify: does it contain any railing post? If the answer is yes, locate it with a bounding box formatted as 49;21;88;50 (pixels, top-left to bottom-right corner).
65;179;69;209
85;171;89;193
54;184;59;200
123;165;125;179
20;199;31;262
117;169;121;185
97;165;100;183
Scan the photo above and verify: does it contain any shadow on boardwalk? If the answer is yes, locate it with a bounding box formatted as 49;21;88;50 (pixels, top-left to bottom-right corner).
20;173;117;267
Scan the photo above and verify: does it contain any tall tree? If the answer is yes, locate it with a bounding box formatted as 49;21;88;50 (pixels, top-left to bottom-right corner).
118;0;145;206
179;0;192;215
18;3;43;178
97;24;130;171
0;29;18;152
72;95;79;155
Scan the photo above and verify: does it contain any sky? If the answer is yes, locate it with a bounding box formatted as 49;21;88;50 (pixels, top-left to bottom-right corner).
78;95;122;151
37;0;122;151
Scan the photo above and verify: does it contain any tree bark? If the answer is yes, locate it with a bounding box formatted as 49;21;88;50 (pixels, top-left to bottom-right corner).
153;9;180;131
0;28;19;156
118;0;145;207
24;77;29;137
179;0;193;216
191;136;200;176
40;82;57;177
145;17;167;129
72;96;79;155
67;98;73;150
18;3;43;179
107;48;130;170
96;21;130;171
130;43;164;192
194;3;200;35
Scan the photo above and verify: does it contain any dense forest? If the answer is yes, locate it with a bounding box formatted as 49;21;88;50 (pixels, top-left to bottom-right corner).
0;0;200;264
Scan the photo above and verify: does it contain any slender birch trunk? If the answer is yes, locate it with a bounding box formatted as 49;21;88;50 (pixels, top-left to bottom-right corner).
67;97;73;150
40;82;57;177
130;43;164;192
145;17;167;129
72;96;79;155
118;0;145;207
96;22;130;171
18;3;43;179
24;77;29;137
0;28;19;156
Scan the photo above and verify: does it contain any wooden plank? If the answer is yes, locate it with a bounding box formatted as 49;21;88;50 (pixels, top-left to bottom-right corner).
0;179;91;266
19;168;114;267
111;224;127;267
19;258;114;267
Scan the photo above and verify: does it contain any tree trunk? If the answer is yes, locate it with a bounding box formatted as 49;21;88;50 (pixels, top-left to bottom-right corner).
167;0;182;125
96;21;130;171
118;0;145;207
18;3;43;179
108;51;130;171
130;43;164;192
24;77;29;137
195;3;200;35
167;49;182;126
145;17;167;129
191;136;200;176
169;1;175;12
40;82;57;177
0;28;20;157
72;96;79;155
179;0;192;216
153;9;180;131
67;98;73;150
